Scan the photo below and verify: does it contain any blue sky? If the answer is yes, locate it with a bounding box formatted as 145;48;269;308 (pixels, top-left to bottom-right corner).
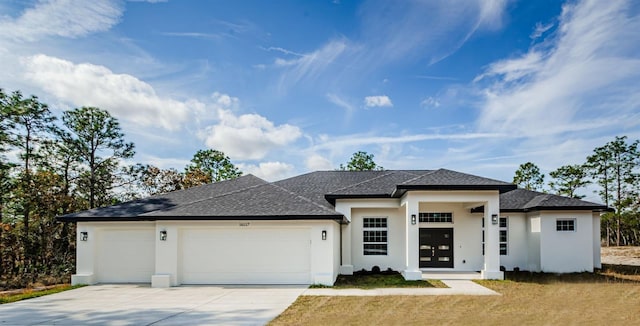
1;0;639;199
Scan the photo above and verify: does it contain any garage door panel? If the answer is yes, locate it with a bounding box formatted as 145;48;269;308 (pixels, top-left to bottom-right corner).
97;229;155;283
181;228;311;284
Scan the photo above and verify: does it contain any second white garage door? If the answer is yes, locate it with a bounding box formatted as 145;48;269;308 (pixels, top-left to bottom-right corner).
181;228;311;284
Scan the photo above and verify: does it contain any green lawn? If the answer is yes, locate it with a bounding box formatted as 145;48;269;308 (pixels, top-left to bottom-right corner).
0;285;84;304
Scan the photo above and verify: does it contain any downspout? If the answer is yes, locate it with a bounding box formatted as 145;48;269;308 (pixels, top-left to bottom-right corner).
340;219;343;265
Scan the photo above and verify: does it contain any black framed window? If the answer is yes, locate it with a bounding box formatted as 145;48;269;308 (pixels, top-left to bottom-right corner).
419;212;453;223
363;217;388;255
556;219;576;231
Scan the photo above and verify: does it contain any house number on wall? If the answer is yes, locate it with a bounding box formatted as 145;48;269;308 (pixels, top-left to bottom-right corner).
239;222;250;227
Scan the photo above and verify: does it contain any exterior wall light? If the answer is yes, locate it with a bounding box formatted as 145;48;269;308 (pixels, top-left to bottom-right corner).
491;214;498;225
80;231;88;241
411;214;417;225
160;230;167;241
321;230;327;240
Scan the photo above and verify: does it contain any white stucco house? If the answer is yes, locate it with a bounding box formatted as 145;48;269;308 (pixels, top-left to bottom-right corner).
58;169;609;287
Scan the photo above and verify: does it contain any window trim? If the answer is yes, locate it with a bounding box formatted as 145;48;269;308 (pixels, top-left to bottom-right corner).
363;216;388;256
556;218;576;232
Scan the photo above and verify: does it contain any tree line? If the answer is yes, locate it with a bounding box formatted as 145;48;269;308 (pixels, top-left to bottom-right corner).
0;89;241;290
512;136;640;246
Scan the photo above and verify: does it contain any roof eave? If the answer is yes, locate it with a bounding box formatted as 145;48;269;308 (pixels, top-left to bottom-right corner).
396;184;517;194
57;214;346;223
324;194;391;205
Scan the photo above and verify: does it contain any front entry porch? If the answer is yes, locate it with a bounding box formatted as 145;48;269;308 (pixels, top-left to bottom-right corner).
422;271;482;280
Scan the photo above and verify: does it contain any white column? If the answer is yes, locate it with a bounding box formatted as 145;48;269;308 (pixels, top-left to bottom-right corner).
481;196;504;279
152;224;178;287
339;223;354;274
402;198;422;280
71;222;96;285
336;203;354;275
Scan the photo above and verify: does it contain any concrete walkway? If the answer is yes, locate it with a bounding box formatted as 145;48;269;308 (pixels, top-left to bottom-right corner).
302;280;499;296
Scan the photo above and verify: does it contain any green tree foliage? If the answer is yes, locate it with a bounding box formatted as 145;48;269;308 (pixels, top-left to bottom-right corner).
62;107;135;209
184;149;242;187
139;165;183;196
548;164;590;199
339;151;384;171
586;136;640;246
513;162;545;191
4;91;56;247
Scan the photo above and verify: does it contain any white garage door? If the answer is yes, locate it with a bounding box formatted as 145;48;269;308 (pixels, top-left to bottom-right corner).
181;228;311;284
96;229;155;283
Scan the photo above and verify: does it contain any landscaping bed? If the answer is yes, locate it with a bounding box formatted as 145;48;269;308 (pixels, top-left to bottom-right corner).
312;270;446;289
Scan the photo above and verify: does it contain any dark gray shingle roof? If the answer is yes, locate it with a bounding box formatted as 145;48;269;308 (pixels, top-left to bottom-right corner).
58;169;606;222
499;188;609;212
273;170;426;208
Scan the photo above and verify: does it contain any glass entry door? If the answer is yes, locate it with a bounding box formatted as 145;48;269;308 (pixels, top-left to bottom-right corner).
419;228;454;268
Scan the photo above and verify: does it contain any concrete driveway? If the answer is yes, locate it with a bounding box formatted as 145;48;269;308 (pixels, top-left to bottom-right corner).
0;284;307;325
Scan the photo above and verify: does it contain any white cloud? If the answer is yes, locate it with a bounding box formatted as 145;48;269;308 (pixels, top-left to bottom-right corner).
22;54;199;130
238;161;295;181
203;109;303;160
305;154;334;171
364;95;393;108
0;0;123;42
475;0;640;138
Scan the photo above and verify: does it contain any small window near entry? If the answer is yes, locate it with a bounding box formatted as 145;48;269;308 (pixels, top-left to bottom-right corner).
363;217;388;255
556;219;576;231
483;217;508;255
419;212;453;223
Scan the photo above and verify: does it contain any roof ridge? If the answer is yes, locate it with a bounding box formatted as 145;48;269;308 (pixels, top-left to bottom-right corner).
399;169;440;185
141;181;267;216
328;170;397;194
269;182;341;214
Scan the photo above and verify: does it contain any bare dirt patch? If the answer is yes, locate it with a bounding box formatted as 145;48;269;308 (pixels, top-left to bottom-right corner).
601;246;640;266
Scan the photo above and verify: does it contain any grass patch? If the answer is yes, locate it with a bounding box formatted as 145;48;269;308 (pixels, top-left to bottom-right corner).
0;284;85;304
271;269;640;325
310;271;446;289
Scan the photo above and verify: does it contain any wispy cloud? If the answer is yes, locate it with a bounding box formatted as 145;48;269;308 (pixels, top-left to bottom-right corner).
364;95;393;108
530;21;554;39
326;93;356;111
415;75;459;81
274;39;348;89
311;131;506;151
161;32;222;40
475;0;640;138
0;0;123;42
357;0;508;66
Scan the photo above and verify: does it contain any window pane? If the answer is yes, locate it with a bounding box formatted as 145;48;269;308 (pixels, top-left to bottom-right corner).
500;243;507;255
500;230;508;242
364;244;388;255
499;217;508;228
